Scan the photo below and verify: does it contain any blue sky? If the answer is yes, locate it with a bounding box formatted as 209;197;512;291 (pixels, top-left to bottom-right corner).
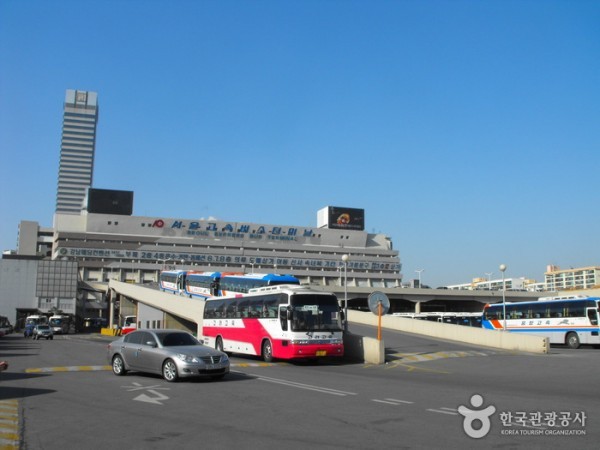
1;0;598;286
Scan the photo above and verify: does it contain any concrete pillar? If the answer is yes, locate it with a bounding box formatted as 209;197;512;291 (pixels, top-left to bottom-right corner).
415;301;421;313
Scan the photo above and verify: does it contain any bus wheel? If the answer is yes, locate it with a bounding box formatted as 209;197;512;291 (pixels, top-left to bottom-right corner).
566;332;580;349
262;340;273;363
215;337;224;353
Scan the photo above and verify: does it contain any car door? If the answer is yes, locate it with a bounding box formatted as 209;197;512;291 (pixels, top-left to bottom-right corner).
133;331;161;373
121;331;145;371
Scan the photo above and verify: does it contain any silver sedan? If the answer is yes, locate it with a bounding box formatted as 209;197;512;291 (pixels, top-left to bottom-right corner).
107;329;229;382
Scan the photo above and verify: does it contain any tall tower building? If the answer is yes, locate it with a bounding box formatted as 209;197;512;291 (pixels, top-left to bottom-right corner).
55;89;99;214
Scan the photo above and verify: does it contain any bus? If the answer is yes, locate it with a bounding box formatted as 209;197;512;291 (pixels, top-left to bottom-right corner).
160;270;301;299
202;284;344;362
24;314;48;337
218;273;299;296
184;271;221;298
159;270;188;294
482;296;600;348
49;314;73;334
121;315;137;335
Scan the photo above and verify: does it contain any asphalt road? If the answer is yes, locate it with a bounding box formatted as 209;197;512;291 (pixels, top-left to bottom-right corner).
1;324;598;449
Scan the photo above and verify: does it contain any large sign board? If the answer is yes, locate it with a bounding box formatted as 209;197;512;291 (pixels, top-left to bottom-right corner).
318;206;365;231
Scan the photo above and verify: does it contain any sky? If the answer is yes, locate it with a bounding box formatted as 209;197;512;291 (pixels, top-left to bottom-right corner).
1;0;599;287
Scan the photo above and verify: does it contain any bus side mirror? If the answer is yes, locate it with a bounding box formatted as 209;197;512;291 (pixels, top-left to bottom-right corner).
340;309;345;321
286;309;293;321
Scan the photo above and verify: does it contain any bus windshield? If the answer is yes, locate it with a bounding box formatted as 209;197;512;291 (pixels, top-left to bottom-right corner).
290;294;343;332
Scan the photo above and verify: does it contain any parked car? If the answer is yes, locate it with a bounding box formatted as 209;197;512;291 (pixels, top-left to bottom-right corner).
107;329;229;382
32;325;54;340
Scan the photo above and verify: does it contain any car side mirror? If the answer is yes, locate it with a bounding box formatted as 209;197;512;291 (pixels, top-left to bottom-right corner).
145;341;158;348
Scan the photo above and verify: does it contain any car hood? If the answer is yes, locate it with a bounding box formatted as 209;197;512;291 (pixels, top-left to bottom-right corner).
165;345;224;357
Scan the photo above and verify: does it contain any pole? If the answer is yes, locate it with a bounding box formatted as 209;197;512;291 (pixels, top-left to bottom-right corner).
377;301;382;341
500;264;507;331
342;254;349;332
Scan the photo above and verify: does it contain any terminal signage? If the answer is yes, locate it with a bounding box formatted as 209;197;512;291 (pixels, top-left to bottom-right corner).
150;219;312;242
55;247;400;272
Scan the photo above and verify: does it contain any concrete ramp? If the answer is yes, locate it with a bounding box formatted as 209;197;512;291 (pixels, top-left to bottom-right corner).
348;310;549;354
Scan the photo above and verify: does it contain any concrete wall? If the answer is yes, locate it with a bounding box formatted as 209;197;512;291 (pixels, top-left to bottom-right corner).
348;310;549;354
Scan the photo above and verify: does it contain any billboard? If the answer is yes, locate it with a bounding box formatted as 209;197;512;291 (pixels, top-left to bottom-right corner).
86;188;133;215
318;206;365;231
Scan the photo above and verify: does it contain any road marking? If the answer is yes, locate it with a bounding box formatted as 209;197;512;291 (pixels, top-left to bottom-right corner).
25;365;111;373
25;362;276;373
0;399;20;449
251;374;357;396
123;382;170;405
372;398;414;406
427;407;459;416
388;351;489;364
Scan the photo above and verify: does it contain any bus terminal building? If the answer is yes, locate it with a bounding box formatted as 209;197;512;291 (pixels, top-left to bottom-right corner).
2;202;550;329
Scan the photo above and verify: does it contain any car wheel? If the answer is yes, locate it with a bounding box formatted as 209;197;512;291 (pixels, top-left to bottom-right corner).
112;355;127;376
262;339;274;363
162;359;179;382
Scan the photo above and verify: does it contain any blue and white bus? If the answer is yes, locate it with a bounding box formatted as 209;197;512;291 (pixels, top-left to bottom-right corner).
184;271;221;299
218;273;299;296
482;296;600;348
160;271;300;299
159;270;188;294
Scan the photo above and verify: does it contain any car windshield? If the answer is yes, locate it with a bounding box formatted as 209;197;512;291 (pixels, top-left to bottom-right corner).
37;325;50;330
156;332;199;347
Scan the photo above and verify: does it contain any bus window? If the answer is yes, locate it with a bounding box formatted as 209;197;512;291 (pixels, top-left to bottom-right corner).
225;301;237;319
238;300;250;318
587;308;598;326
279;306;288;331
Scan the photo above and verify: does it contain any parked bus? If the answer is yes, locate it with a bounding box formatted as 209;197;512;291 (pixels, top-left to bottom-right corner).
482;296;600;348
218;273;299;296
184;271;221;298
159;270;188;294
160;270;301;299
202;285;344;362
24;314;48;337
49;314;73;334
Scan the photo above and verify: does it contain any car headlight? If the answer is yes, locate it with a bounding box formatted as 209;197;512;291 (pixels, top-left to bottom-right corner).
219;353;229;363
176;354;199;363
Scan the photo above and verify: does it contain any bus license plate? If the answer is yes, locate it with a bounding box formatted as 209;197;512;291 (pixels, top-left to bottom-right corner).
316;350;327;357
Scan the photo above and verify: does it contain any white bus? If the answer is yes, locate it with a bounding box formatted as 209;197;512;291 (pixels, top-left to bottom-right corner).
482;296;600;348
202;285;344;362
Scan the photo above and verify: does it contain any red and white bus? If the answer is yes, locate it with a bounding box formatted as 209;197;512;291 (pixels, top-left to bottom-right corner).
202;285;344;362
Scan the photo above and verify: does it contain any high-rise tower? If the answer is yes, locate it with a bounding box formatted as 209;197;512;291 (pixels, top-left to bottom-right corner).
55;90;99;214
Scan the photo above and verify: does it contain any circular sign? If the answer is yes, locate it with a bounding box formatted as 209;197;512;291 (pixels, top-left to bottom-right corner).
368;291;390;316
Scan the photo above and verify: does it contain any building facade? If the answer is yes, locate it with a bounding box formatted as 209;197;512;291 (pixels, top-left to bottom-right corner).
51;211;402;291
545;266;600;291
56;90;99;215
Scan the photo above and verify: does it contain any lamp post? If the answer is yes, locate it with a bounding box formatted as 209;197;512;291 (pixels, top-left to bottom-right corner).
499;264;507;331
415;269;424;288
342;254;349;331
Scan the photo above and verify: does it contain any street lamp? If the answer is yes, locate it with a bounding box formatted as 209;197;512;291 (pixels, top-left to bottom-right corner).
415;269;424;288
499;264;507;331
342;254;349;331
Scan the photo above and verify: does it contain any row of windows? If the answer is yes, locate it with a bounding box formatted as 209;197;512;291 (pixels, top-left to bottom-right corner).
204;294;286;319
484;300;598;320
